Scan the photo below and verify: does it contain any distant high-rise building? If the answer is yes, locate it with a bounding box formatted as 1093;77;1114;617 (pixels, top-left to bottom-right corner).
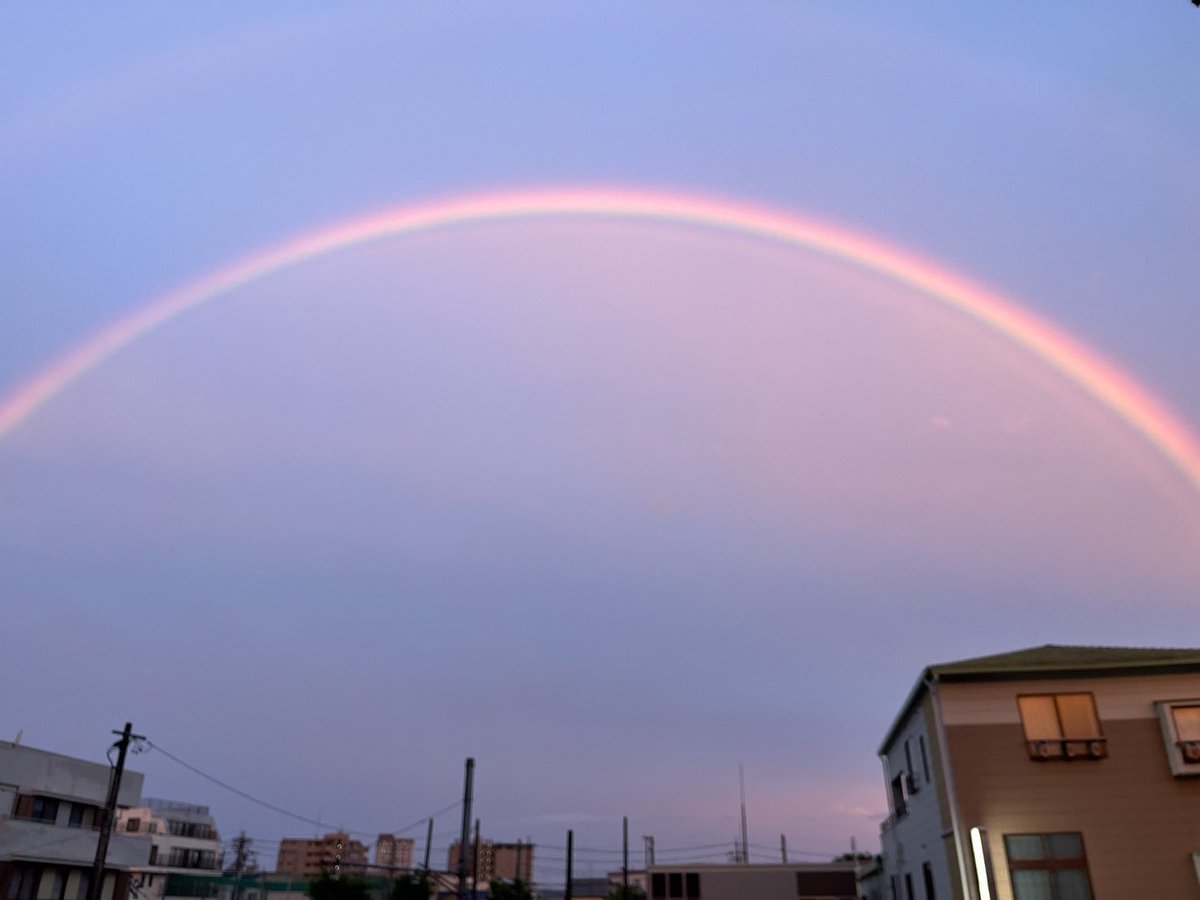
373;834;414;871
446;840;533;883
275;832;368;876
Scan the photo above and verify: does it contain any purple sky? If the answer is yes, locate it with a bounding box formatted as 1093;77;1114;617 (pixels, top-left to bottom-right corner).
2;3;1199;882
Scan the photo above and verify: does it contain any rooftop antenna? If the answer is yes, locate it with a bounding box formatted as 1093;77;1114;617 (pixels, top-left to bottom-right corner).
738;764;749;865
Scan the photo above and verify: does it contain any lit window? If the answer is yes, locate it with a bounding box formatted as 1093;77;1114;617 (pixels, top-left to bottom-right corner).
1017;694;1106;760
1004;833;1093;900
1155;700;1200;776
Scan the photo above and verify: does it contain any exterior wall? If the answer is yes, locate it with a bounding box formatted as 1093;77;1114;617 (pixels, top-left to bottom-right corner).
879;695;956;900
373;835;414;871
645;864;856;900
445;841;533;882
120;799;222;900
275;834;367;876
939;673;1200;899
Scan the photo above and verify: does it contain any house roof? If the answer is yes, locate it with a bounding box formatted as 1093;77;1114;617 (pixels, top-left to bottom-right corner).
879;644;1200;754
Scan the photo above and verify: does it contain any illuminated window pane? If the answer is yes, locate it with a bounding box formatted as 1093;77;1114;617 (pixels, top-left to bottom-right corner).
1056;695;1101;739
1172;705;1200;741
1018;697;1062;740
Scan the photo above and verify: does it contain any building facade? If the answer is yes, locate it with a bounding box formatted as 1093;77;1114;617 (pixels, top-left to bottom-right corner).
877;645;1200;899
0;739;152;900
275;832;368;876
445;840;533;883
372;834;414;872
118;798;223;900
645;863;857;900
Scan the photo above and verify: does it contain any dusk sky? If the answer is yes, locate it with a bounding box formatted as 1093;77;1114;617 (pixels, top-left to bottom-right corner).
2;3;1199;883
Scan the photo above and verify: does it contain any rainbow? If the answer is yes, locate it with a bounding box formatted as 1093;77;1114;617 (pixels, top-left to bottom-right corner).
2;185;1199;492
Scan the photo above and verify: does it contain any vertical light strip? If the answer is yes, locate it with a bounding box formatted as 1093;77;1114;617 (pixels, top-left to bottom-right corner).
969;827;992;900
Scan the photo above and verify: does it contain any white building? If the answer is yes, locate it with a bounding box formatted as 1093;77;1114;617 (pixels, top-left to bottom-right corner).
118;799;222;900
0;739;152;900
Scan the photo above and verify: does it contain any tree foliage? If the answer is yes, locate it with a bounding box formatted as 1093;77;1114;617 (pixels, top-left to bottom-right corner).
388;873;431;900
307;873;371;900
609;886;646;900
489;879;534;900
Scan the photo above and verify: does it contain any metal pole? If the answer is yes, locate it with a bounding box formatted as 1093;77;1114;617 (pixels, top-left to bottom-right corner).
564;830;574;900
89;723;142;900
423;819;434;873
622;817;629;892
456;758;474;900
780;834;788;864
738;764;749;865
643;836;655;868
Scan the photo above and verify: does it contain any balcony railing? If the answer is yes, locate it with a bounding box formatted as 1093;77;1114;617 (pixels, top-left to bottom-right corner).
1025;738;1107;760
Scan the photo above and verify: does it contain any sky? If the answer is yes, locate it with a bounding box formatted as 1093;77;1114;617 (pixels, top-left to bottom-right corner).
2;2;1199;884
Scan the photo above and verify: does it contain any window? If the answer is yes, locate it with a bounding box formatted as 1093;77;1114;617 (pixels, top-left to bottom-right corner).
68;805;85;828
918;736;931;783
126;818;141;833
7;866;40;900
75;872;90;900
1004;833;1093;900
889;774;908;818
1017;694;1106;760
904;873;914;900
922;862;935;900
649;872;699;899
1157;700;1200;775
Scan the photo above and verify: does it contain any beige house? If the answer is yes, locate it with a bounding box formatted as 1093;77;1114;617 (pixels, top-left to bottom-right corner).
876;645;1200;899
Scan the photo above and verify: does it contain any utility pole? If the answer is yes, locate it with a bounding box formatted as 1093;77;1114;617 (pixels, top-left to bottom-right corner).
622;817;629;892
456;758;474;900
423;818;434;873
780;834;788;864
738;765;749;866
230;831;252;900
89;723;143;900
563;830;574;900
514;840;522;885
642;835;655;868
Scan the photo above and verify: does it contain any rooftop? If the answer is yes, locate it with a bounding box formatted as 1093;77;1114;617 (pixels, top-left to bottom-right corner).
880;644;1200;753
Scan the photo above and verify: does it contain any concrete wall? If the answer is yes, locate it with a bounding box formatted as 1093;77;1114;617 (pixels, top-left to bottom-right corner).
0;742;144;809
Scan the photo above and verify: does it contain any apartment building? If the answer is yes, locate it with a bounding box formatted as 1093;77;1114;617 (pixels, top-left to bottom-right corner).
275;832;368;876
876;645;1200;899
118;798;222;900
372;834;414;872
446;839;533;883
0;739;152;900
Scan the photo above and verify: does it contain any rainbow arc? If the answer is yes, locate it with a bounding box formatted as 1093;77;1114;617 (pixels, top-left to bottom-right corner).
1;186;1198;492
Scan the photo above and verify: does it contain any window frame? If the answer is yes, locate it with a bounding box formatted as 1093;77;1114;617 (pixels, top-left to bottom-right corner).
1016;693;1107;761
1155;699;1200;777
1003;832;1094;900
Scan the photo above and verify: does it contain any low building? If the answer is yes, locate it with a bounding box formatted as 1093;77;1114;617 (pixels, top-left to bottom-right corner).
446;840;533;883
276;832;368;876
0;739;152;900
118;798;222;900
877;644;1200;899
645;863;858;900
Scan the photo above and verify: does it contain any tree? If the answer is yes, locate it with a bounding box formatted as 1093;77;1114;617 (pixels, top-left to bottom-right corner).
609;887;646;900
307;873;371;900
489;880;534;900
388;873;431;900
